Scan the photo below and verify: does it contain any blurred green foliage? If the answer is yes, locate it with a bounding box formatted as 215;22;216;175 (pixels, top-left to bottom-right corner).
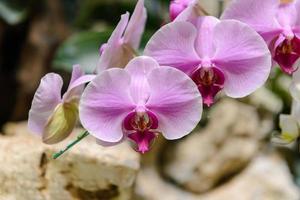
0;0;29;25
53;31;111;73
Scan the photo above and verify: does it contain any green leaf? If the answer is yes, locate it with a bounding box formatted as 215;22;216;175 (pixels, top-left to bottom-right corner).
52;31;111;73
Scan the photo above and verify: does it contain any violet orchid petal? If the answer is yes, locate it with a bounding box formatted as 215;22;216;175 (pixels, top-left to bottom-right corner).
144;21;201;75
146;67;202;140
191;16;219;58
28;73;63;135
125;56;158;104
79;69;135;143
296;0;300;26
170;0;193;21
96;138;125;147
174;0;201;22
96;13;130;73
170;1;187;21
123;0;147;50
212;20;272;98
63;65;83;102
63;65;95;103
221;0;280;40
277;2;298;28
63;75;96;103
221;0;279;29
69;64;84;86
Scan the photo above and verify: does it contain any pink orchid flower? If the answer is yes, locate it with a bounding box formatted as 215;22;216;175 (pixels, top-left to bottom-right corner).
79;56;202;153
28;65;95;144
222;0;300;75
97;0;147;73
144;16;271;106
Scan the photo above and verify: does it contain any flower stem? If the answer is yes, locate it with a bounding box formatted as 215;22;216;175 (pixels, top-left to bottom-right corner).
298;137;300;153
52;131;89;159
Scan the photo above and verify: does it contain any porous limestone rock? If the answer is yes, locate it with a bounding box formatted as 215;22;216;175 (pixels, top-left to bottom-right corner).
247;87;283;114
135;154;300;200
162;99;273;193
0;122;140;200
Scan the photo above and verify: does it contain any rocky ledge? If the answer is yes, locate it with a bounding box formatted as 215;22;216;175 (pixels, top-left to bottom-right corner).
0;122;140;200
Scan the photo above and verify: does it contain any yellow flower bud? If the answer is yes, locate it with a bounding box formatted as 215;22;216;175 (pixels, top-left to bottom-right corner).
43;101;78;144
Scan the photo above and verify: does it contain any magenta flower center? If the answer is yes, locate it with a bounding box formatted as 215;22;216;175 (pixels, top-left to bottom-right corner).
123;111;159;153
191;67;225;107
274;36;300;75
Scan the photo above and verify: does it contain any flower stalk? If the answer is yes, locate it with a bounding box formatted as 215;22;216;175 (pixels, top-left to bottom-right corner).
52;131;89;159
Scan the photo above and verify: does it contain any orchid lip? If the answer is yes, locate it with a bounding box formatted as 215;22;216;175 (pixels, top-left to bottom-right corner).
191;65;225;107
274;36;300;75
123;110;159;153
128;131;158;154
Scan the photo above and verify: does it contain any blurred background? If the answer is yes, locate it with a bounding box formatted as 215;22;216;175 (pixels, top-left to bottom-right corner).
0;0;299;199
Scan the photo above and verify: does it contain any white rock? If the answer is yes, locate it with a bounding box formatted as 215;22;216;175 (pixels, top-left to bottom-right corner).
0;122;140;200
248;87;283;114
163;99;272;193
135;154;300;200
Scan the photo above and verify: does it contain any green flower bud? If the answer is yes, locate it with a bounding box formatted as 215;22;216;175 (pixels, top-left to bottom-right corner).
43;101;78;144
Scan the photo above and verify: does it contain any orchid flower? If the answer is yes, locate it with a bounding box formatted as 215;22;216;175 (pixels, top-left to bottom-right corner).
28;65;95;144
79;56;202;153
274;68;300;145
222;0;300;75
144;16;271;106
274;101;300;145
97;0;147;73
